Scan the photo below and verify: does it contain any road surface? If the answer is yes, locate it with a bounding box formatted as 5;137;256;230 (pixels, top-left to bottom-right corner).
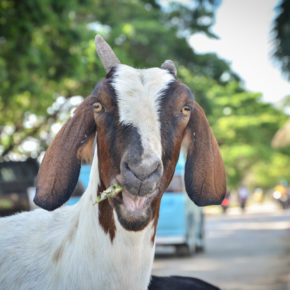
152;205;290;290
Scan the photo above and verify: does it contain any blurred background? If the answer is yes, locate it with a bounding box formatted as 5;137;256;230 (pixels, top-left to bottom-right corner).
0;0;289;289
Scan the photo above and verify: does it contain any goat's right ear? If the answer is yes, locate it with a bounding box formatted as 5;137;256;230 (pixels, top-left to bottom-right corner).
34;97;96;211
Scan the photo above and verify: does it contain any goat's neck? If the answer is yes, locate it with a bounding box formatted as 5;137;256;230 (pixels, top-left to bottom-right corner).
68;190;155;290
62;150;155;289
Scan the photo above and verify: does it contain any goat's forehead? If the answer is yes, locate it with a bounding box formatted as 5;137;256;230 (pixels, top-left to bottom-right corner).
112;64;174;99
111;64;175;157
112;64;174;118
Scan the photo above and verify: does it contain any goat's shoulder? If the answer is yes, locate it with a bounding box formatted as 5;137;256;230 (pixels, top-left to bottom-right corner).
0;206;72;233
0;206;76;260
0;206;78;288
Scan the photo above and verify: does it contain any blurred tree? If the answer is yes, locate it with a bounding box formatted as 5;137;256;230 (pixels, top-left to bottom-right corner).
159;0;220;37
0;0;289;190
0;0;236;159
273;0;290;80
179;66;290;189
0;0;98;158
271;0;290;188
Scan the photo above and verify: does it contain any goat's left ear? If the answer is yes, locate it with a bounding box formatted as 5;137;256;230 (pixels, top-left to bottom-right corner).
34;97;96;211
183;102;226;206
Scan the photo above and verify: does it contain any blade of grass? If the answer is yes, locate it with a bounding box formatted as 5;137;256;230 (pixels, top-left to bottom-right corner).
93;184;123;205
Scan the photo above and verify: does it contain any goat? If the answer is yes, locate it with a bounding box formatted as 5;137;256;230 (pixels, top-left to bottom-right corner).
149;275;220;290
0;35;226;290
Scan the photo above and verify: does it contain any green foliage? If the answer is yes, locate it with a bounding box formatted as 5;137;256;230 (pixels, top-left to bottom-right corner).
0;0;289;190
179;66;289;189
160;0;221;37
273;0;290;80
209;84;289;190
0;0;236;158
209;82;289;189
247;152;290;189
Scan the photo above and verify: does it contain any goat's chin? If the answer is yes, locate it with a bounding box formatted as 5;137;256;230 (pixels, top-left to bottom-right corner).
115;206;152;231
110;189;159;231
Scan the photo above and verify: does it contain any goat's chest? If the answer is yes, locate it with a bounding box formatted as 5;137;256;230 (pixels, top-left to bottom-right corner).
100;240;154;290
53;220;156;290
97;222;155;290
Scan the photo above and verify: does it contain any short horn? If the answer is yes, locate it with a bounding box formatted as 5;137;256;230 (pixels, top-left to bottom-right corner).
95;35;120;73
161;60;177;77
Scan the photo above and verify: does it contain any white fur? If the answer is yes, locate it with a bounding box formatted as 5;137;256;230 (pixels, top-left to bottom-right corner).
0;66;173;290
0;146;155;290
112;64;174;160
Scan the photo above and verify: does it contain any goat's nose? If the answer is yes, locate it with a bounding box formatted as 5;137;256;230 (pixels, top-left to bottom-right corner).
122;156;163;196
127;158;161;181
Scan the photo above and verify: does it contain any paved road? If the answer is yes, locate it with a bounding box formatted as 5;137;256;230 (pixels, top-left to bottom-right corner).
152;206;290;290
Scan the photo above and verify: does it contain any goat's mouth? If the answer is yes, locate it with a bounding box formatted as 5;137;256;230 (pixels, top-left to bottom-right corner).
110;186;160;231
113;189;158;212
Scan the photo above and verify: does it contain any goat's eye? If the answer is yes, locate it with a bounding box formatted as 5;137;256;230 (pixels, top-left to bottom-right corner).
181;105;191;115
93;102;103;113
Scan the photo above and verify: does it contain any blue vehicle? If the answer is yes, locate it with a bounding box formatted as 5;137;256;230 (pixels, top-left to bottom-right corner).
155;155;204;256
68;155;204;256
66;165;91;206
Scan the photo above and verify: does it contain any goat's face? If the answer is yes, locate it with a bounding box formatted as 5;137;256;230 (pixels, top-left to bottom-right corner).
91;65;194;230
35;36;226;234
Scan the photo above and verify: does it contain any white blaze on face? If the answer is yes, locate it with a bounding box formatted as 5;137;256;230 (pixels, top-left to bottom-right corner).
112;64;174;159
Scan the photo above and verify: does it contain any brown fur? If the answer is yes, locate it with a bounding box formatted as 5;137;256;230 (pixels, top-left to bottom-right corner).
97;184;116;242
151;196;162;244
184;102;226;205
77;134;95;164
67;218;79;242
35;97;96;210
35;73;226;243
53;218;79;263
53;243;65;264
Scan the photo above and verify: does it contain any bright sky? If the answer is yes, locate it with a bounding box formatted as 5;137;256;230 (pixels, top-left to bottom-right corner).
189;0;290;106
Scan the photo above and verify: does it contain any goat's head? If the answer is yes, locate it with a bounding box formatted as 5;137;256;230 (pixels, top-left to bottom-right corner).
35;35;226;232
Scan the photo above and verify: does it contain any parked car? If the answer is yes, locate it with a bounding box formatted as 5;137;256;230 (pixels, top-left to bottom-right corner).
66;165;90;205
68;156;205;256
0;159;39;216
155;155;205;256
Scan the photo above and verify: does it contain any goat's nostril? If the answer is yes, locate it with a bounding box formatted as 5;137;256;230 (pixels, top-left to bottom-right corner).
125;162;141;181
125;160;162;182
121;157;163;196
150;162;160;177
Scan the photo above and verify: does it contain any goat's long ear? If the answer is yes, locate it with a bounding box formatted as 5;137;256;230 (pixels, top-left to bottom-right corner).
183;102;226;206
34;97;96;211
